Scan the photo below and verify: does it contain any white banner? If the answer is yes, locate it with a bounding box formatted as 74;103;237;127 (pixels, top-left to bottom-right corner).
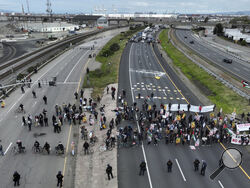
201;105;214;113
190;105;199;113
231;135;250;145
179;104;188;111
170;104;179;111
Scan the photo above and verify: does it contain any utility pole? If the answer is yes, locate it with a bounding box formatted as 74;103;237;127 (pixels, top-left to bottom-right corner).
26;0;30;14
46;0;53;22
22;4;25;15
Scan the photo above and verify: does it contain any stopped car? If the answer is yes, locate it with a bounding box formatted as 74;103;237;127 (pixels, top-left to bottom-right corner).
190;40;194;44
223;58;232;64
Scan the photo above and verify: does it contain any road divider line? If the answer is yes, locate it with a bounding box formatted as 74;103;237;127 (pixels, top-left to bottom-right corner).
64;50;89;83
129;43;153;188
218;180;224;188
155;35;250;180
175;158;187;182
62;48;97;177
4;142;12;155
150;44;190;104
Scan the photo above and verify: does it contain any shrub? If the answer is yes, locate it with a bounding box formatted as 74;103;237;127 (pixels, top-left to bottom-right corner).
102;49;114;57
16;73;25;80
27;66;35;73
109;43;120;52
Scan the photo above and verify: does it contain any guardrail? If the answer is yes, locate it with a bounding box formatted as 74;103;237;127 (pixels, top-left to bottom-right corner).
0;26;126;99
0;26;124;81
169;29;250;100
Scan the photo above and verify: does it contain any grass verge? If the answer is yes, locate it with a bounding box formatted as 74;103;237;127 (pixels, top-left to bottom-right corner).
159;29;250;114
83;27;144;99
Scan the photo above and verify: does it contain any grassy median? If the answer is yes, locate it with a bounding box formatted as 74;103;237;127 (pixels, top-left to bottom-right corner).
159;29;250;114
83;27;144;99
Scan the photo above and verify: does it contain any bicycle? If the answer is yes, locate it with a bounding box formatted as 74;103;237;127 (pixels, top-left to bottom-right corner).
10;146;26;155
14;107;26;114
89;136;98;147
32;146;43;154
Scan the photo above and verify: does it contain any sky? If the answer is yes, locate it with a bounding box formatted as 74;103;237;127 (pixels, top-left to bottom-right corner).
0;0;250;14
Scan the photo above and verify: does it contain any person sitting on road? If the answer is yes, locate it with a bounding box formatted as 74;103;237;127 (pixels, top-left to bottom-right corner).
43;142;50;154
57;142;64;154
34;141;40;153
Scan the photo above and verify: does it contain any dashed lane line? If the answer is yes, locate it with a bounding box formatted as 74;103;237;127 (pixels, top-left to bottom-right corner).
175;159;187;182
218;180;224;188
4;142;12;155
129;43;153;188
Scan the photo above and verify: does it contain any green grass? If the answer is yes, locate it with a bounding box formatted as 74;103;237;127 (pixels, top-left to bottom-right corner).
159;29;250;114
83;27;144;99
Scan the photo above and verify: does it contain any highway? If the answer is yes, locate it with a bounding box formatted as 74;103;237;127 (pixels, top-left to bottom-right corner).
118;40;250;188
0;28;127;188
175;29;250;82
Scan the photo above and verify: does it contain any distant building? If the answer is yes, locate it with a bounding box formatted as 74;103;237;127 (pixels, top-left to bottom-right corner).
17;22;79;33
224;28;250;43
72;15;101;27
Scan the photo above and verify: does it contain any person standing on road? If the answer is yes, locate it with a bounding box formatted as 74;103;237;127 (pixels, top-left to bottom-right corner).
139;161;146;176
106;164;114;180
83;141;89;155
74;92;78;100
56;171;64;187
0;143;4;156
43;95;47;105
200;160;207;176
13;171;21;186
32;90;36;98
80;89;84;98
167;159;173;172
194;159;200;171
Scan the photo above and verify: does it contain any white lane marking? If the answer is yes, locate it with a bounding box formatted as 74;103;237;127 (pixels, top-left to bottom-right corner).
175;158;187;182
4;142;12;155
64;50;89;83
7;50;74;113
163;91;167;96
129;43;153;188
218;180;224;188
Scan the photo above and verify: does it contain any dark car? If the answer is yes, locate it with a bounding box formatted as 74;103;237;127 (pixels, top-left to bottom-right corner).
184;36;187;39
190;41;194;44
223;58;232;64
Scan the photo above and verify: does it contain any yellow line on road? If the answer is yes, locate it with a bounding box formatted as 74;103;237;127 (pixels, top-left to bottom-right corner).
62;50;97;177
150;44;189;104
150;43;250;180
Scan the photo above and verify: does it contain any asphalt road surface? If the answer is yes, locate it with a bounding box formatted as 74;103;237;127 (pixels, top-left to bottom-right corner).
0;28;127;188
175;29;250;82
118;41;250;188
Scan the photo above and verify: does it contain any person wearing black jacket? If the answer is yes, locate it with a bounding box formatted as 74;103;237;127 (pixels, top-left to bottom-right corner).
139;161;146;176
106;164;113;180
56;171;64;187
13;171;20;186
167;160;173;172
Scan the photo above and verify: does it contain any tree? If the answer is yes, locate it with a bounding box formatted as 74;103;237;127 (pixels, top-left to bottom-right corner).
213;23;224;36
204;17;209;23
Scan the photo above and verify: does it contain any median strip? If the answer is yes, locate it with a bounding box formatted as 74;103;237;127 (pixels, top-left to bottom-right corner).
159;29;250;114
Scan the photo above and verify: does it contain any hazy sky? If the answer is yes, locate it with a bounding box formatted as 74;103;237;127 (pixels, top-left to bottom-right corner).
1;0;250;14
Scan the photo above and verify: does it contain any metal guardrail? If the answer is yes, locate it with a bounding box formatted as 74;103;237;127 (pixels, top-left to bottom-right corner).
0;26;122;80
0;26;125;100
169;29;250;100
